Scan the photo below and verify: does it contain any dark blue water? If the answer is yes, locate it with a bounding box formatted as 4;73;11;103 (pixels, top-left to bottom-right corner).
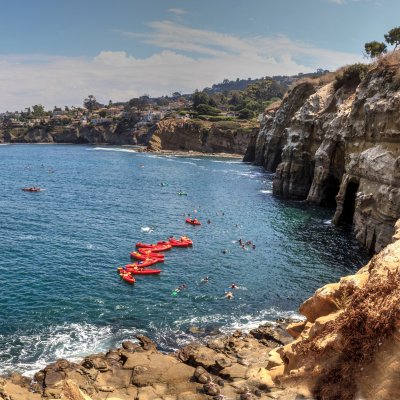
0;144;369;375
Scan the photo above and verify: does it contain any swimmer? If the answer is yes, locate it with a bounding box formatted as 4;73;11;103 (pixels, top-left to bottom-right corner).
230;283;238;289
207;219;211;224
222;249;227;254
201;276;209;283
252;244;256;250
225;291;234;299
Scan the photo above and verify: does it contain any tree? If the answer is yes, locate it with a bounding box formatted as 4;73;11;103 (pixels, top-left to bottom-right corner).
83;95;99;113
32;104;46;117
192;90;209;108
99;110;107;118
384;27;400;50
364;41;387;59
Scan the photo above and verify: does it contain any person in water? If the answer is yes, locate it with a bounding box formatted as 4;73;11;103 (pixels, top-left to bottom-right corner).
252;244;256;250
230;283;238;289
225;291;233;299
207;219;211;224
201;276;209;283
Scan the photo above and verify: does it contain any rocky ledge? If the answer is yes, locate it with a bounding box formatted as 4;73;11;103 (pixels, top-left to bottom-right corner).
148;119;258;155
0;323;301;400
245;61;400;252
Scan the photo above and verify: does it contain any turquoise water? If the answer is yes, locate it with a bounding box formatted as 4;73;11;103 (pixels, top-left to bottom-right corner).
0;144;369;375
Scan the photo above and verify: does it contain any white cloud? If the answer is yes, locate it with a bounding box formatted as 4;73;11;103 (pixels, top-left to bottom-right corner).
0;21;362;112
168;8;187;16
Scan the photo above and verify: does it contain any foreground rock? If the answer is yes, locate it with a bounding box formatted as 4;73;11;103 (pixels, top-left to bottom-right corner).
270;218;400;399
246;60;400;252
0;322;300;400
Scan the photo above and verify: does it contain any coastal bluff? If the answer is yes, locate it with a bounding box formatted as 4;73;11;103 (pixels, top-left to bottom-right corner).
147;119;258;155
244;61;400;253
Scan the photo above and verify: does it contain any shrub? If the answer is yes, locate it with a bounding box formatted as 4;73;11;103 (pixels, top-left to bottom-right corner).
238;108;254;119
333;63;369;90
195;104;221;116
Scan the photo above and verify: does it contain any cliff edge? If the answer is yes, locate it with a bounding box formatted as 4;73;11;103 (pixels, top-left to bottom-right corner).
147;119;258;155
246;59;400;252
273;218;400;400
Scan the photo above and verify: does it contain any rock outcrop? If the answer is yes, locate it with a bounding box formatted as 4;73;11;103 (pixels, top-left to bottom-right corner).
0;121;151;146
246;63;400;252
271;219;400;400
0;322;301;400
148;119;258;155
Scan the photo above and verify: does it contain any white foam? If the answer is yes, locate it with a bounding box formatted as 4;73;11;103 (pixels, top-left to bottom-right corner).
210;160;241;164
323;219;332;225
141;226;154;233
260;190;272;194
0;323;142;377
89;147;137;153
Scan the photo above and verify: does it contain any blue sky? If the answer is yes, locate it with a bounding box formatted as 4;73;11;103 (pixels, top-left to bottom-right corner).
0;0;399;111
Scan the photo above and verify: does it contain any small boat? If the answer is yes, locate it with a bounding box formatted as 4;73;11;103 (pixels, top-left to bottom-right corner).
169;237;193;247
118;269;136;284
137;248;165;259
185;218;201;226
177;191;187;196
22;187;43;192
120;267;161;275
136;243;172;252
130;251;164;262
160;182;169;187
125;259;158;269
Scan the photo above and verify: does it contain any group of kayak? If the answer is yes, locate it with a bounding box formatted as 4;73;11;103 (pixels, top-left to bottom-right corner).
117;236;193;284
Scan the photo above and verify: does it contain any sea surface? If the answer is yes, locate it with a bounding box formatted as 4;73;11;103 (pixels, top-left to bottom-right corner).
0;144;369;376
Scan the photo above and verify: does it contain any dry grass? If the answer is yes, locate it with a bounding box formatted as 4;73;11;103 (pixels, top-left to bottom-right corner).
294;264;400;400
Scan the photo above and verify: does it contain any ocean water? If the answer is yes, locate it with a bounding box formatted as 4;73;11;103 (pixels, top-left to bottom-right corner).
0;144;369;376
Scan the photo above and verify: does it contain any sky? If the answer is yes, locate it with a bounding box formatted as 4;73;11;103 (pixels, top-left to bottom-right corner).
0;0;399;111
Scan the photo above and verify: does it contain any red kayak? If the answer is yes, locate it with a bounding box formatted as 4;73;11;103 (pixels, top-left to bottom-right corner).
137;248;165;259
121;267;161;275
169;236;193;247
118;269;136;284
185;218;201;226
125;259;158;269
136;242;172;252
130;251;164;262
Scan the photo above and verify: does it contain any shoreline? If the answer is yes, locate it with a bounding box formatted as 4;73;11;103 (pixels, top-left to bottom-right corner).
0;319;299;399
0;142;244;158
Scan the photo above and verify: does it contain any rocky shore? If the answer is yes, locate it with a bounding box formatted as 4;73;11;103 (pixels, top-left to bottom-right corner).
2;219;399;399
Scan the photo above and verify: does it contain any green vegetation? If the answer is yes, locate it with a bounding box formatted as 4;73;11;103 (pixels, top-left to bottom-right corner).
333;63;369;90
384;26;400;50
364;41;387;59
364;26;400;58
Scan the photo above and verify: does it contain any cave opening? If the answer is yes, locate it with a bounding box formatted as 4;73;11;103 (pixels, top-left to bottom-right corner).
339;181;359;225
322;175;341;207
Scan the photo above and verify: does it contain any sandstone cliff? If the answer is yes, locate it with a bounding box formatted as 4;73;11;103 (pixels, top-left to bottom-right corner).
148;119;258;155
270;218;400;400
0;121;151;146
246;62;400;253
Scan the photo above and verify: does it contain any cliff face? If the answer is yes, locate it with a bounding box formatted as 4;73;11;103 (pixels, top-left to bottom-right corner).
0;121;151;146
247;65;400;252
148;119;258;155
274;219;400;400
